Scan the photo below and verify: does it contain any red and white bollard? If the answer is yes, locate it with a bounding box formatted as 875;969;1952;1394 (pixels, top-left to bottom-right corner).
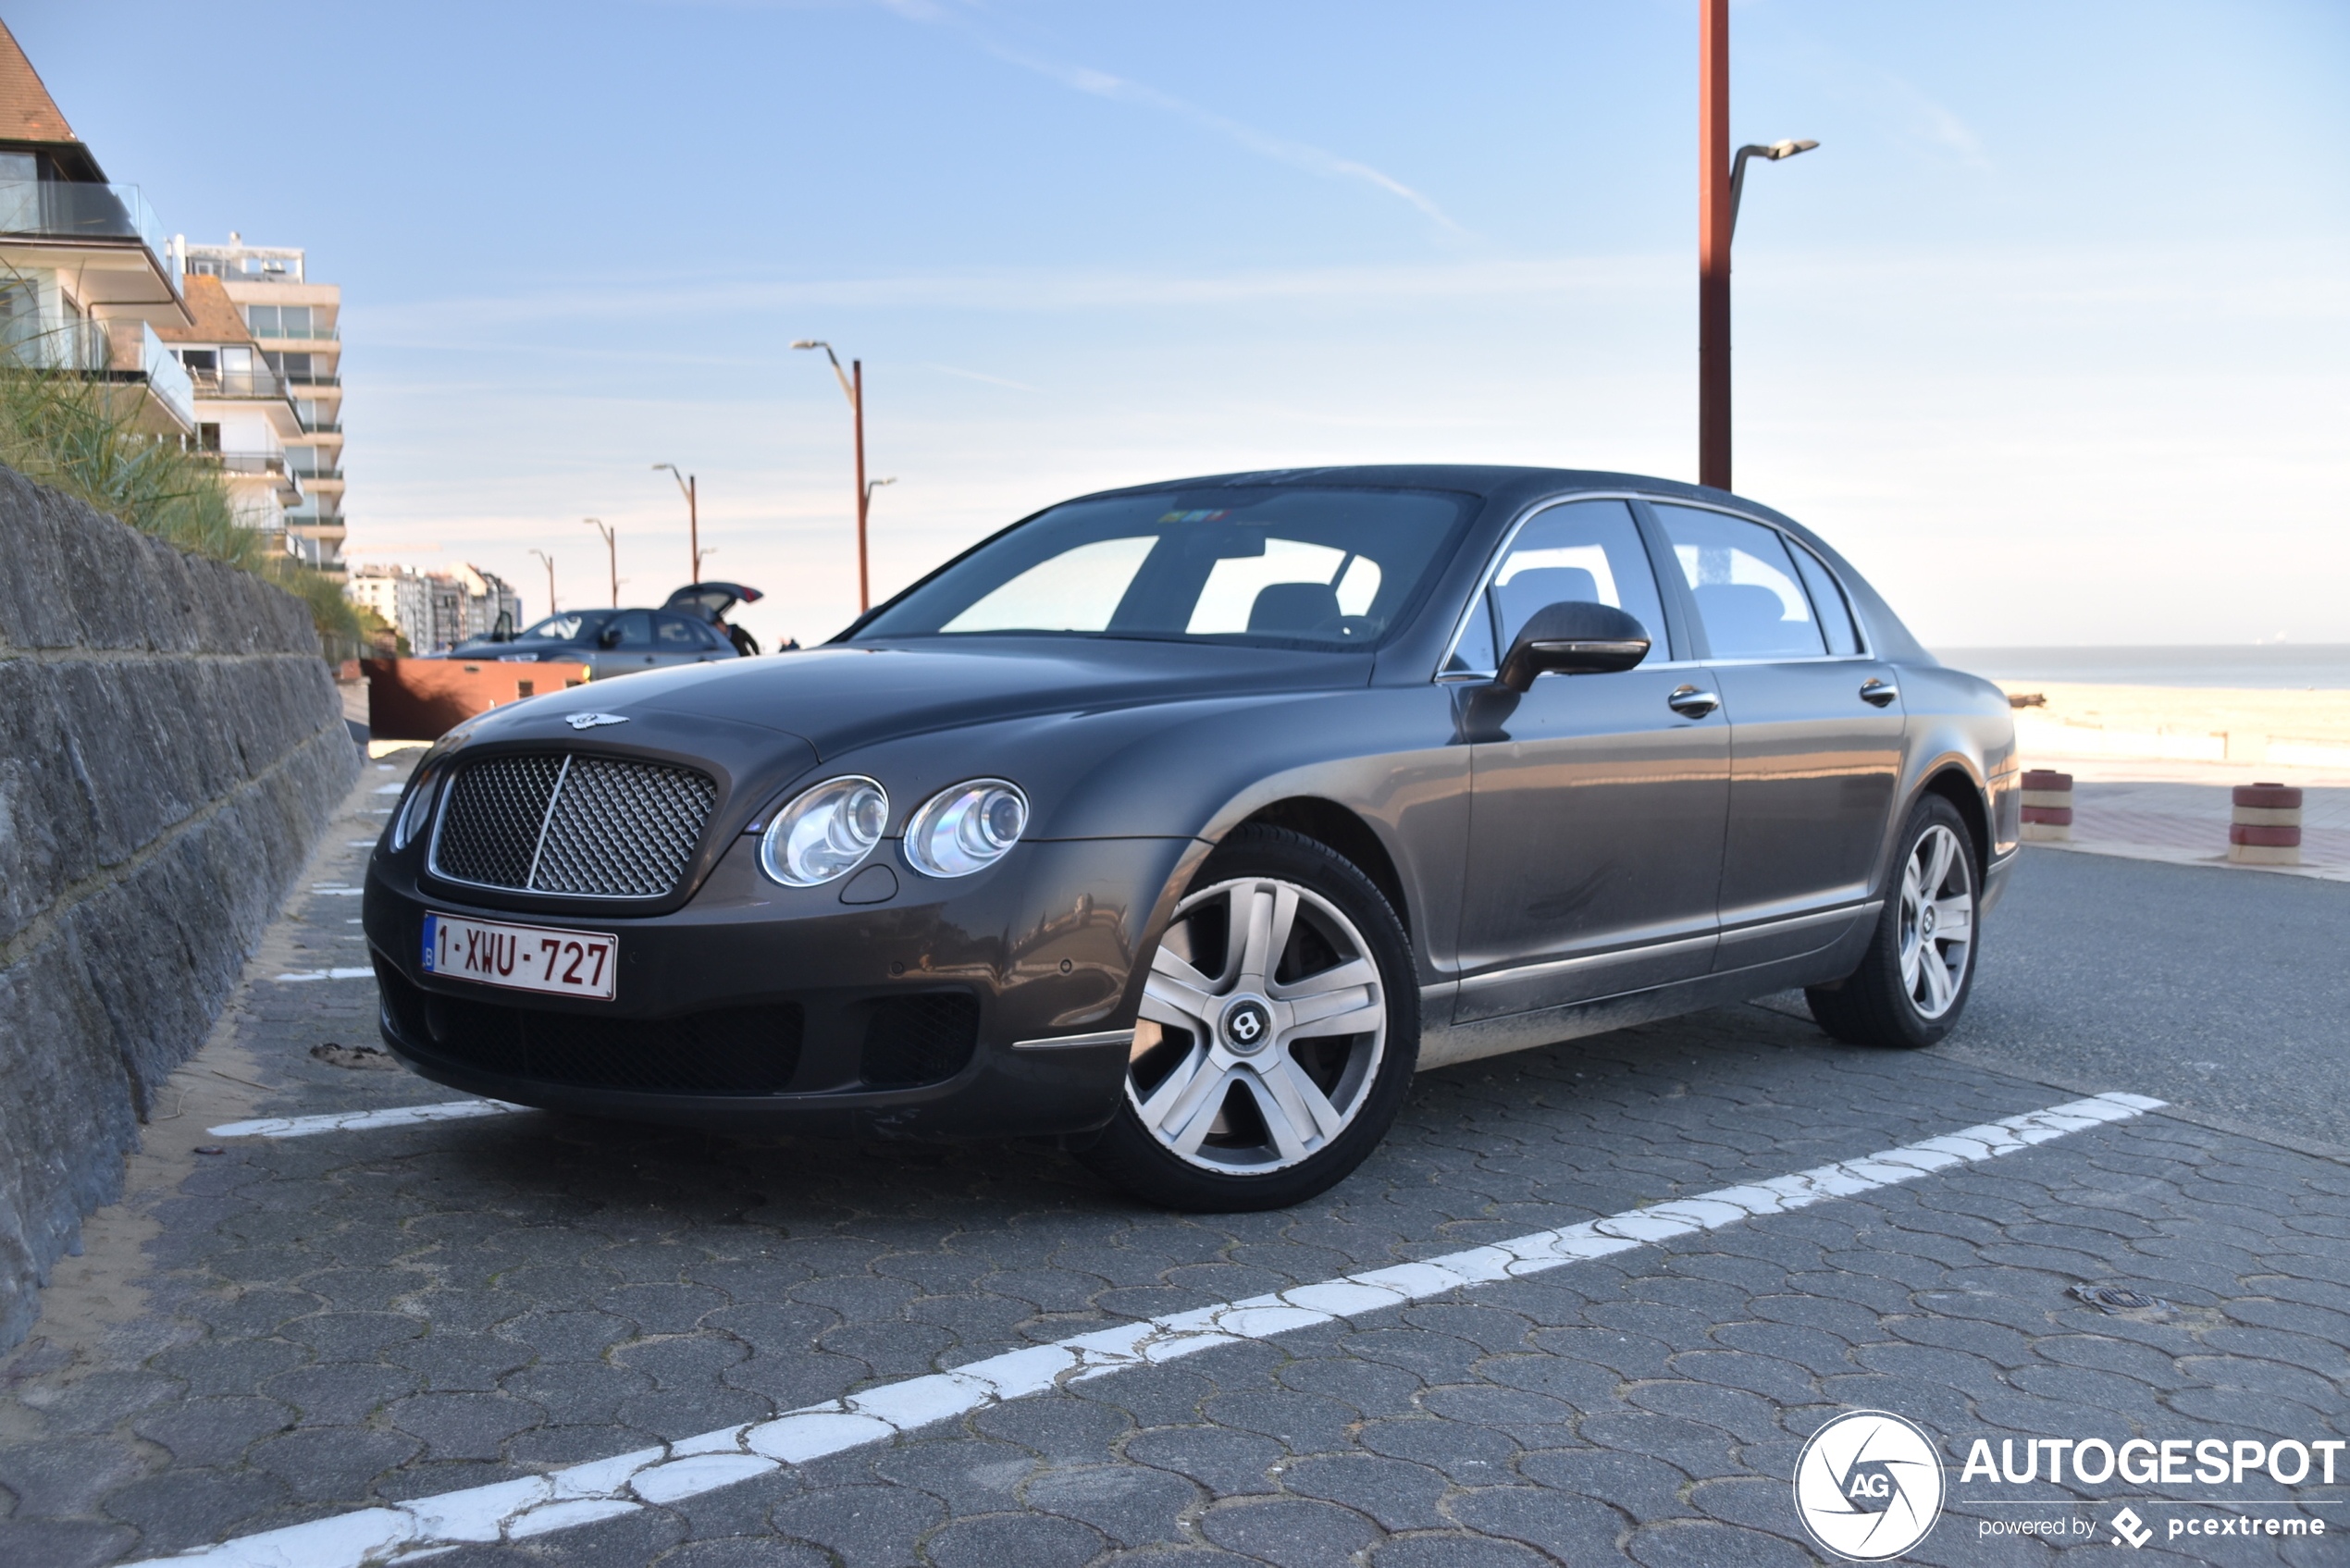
2021;770;2073;842
2230;783;2303;866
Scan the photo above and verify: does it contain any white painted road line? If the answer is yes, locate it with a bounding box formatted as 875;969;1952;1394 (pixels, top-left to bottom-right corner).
207;1099;526;1140
135;1092;2164;1567
271;968;375;982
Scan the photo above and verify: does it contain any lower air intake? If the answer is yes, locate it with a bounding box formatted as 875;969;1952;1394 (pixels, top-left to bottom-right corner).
379;963;802;1094
860;993;982;1089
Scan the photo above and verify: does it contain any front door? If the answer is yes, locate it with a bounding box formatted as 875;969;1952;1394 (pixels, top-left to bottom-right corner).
1454;500;1731;1022
594;610;657;677
1651;503;1908;970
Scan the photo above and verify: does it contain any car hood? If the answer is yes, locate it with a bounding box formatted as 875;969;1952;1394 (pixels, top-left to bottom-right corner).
542;636;1375;759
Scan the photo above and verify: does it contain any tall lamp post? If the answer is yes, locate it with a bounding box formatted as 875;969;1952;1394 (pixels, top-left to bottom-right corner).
528;548;556;616
791;340;872;611
583;517;617;608
1698;0;1816;492
651;463;701;583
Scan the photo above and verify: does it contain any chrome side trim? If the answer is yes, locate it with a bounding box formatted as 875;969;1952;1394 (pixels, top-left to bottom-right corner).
1010;1028;1135;1052
1455;932;1717;995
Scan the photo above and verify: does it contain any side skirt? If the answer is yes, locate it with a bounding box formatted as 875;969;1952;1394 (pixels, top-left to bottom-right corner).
1414;913;1877;1072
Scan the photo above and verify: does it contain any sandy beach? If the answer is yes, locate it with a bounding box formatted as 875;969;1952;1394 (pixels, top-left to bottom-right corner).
1995;679;2350;772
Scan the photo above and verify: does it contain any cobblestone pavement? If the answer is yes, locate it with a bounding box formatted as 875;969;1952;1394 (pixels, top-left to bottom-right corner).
1;757;2344;1566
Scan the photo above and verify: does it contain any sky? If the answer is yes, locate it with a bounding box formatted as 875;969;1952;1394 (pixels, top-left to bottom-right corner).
15;0;2350;652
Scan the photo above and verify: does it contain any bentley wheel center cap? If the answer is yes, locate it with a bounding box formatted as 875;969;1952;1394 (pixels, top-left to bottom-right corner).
1220;998;1273;1055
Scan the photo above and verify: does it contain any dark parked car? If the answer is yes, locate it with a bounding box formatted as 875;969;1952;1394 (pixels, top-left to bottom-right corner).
366;467;2018;1210
444;602;739;680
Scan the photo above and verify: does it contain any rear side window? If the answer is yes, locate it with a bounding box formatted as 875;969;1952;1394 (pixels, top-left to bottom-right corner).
655;613;711;648
606;611;655;648
1787;542;1861;656
1447;499;1666;673
1653;505;1826;660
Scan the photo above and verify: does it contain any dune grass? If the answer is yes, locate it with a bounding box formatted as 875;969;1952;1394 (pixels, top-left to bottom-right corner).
0;361;364;660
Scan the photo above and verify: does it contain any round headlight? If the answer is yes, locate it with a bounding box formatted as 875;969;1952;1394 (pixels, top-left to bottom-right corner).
903;779;1029;878
389;769;442;852
761;775;889;886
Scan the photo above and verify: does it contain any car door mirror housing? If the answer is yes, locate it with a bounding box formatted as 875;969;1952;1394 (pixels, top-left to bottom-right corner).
1496;601;1651;691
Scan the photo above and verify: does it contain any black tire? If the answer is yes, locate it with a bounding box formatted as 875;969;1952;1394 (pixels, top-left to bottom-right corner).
1078;825;1419;1212
1807;794;1980;1049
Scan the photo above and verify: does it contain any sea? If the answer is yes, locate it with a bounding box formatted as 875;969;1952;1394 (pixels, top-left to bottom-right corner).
1932;645;2350;691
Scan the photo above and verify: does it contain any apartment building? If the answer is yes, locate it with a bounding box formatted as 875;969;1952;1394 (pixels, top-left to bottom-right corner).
152;275;303;533
181;236;344;572
0;22;195;438
345;563;522;654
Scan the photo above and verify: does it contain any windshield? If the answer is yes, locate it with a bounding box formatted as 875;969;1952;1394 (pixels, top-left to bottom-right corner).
513;612;609;643
859;487;1473;648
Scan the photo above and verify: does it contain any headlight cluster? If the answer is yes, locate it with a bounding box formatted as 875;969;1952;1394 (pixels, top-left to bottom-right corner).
758;775;1029;887
904;780;1029;879
388;769;443;852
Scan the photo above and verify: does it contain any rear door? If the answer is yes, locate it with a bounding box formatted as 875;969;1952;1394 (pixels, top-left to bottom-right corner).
1453;499;1730;1021
1648;503;1906;970
653;612;722;665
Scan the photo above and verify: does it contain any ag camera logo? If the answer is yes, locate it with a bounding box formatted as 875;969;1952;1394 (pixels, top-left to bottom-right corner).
1793;1410;1947;1561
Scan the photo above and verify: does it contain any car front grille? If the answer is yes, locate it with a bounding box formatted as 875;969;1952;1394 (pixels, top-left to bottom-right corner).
379;963;803;1094
430;753;717;898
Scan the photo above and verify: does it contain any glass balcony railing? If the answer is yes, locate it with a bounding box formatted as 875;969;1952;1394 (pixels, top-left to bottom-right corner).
0;179;167;257
137;321;194;428
188;364;290;400
0;315;109;372
298;420;340;434
248;322;339;341
283;372;340;387
210;451;287;476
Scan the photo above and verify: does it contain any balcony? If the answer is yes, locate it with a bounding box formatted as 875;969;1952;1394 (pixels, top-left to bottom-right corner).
188;364;289;400
210;451;287;477
0;315;194;432
250;324;339;342
0;179;167;258
290;467;344;482
283;373;340;388
299;420;341;434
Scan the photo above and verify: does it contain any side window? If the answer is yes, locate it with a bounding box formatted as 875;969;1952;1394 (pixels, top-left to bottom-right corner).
654;613;707;648
1443;500;1667;674
1490;499;1667;657
606;610;654;648
1653;505;1826;660
1787;541;1861;656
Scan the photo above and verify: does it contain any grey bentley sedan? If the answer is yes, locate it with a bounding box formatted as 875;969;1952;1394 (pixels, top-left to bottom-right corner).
365;466;2018;1211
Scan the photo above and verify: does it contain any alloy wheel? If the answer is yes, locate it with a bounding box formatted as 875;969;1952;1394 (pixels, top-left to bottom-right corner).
1898;823;1974;1019
1129;875;1388;1174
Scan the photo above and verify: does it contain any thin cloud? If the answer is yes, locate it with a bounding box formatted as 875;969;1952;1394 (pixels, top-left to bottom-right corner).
869;0;1465;234
921;362;1038;390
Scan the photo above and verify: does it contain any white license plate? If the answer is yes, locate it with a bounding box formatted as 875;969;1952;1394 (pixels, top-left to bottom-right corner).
423;913;617;999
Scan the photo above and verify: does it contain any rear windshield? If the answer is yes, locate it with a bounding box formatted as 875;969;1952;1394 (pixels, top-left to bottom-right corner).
859;487;1474;648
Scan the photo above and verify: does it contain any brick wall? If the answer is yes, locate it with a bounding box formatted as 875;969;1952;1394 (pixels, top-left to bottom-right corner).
0;467;358;1350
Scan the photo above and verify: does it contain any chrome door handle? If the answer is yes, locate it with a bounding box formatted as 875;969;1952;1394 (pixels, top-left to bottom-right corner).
1667;685;1720;718
1860;678;1899;708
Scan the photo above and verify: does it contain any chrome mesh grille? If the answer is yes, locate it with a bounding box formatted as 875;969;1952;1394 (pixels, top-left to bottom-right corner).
431;754;717;898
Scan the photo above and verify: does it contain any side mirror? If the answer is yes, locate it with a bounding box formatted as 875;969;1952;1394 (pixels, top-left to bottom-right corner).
1497;601;1651;692
597;625;624;649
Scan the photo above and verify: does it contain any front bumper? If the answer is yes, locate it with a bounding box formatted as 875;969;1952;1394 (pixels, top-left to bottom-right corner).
365;832;1194;1138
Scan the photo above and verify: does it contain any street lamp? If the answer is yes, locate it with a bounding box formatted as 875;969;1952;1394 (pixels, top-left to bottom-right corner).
792;340;873;611
1730;139;1816;237
582;517;617;608
528;548;556;616
651;463;701;583
1698;0;1817;492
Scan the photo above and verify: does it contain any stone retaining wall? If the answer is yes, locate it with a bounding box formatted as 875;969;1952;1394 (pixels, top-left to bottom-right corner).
0;466;358;1349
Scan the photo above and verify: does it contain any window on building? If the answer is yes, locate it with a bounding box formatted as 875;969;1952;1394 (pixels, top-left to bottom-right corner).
245;304;314;338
